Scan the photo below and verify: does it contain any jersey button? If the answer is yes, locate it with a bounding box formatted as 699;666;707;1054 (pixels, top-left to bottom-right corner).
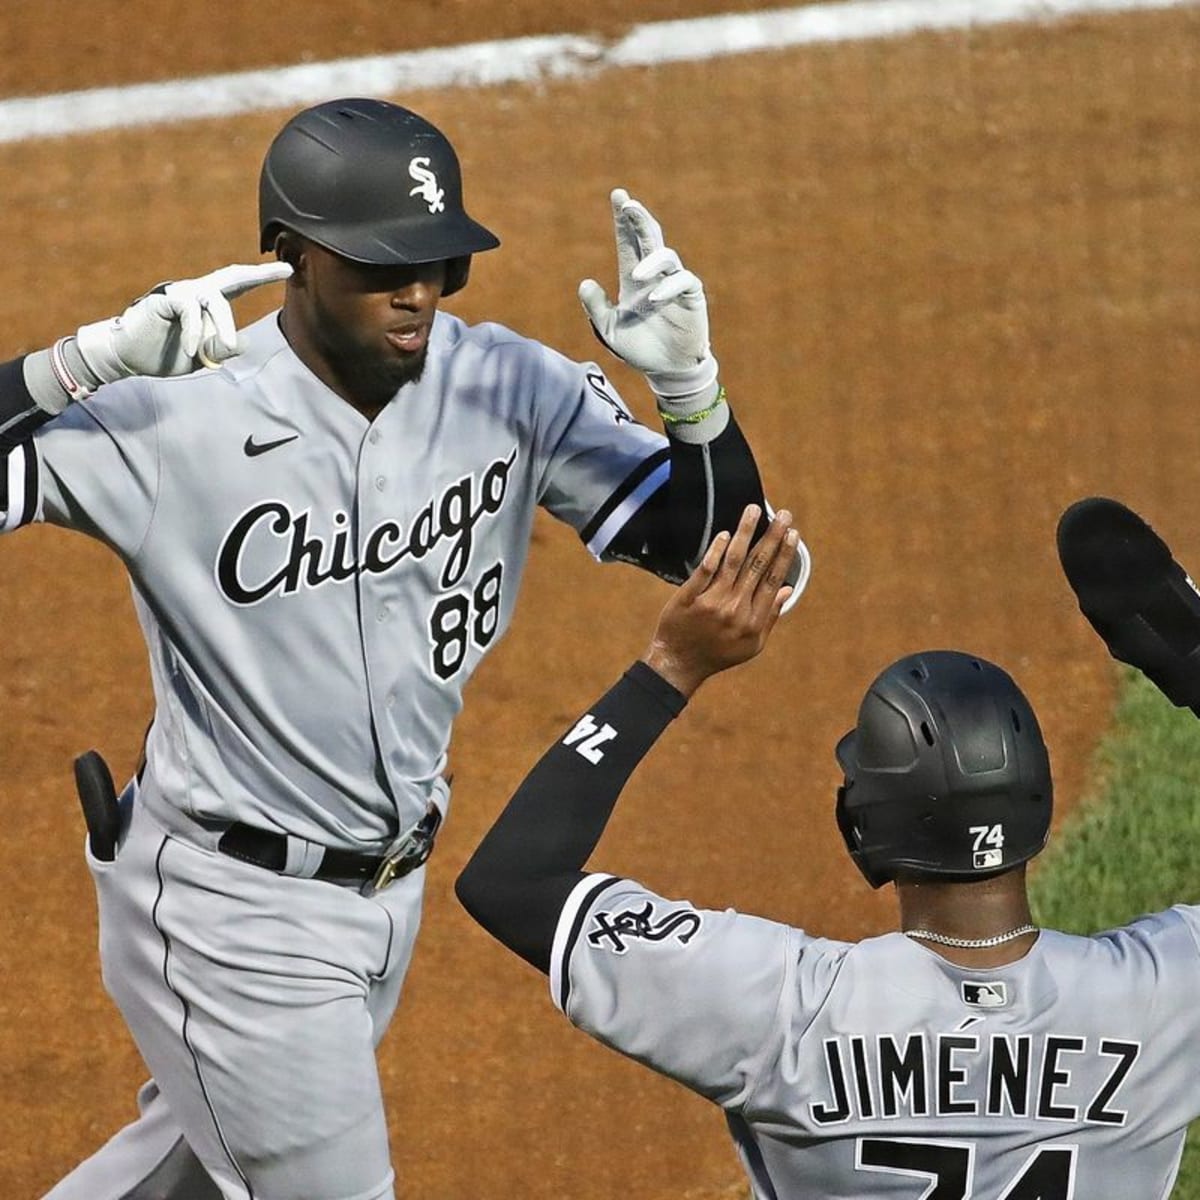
369;430;381;445
377;607;390;623
375;476;386;491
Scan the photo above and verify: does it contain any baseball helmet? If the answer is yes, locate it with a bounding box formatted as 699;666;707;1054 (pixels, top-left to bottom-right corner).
259;97;500;296
835;650;1052;889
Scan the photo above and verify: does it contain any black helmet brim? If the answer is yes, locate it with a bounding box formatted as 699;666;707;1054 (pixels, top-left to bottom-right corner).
261;213;500;265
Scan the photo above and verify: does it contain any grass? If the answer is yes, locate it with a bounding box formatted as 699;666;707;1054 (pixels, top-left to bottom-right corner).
1029;667;1200;1196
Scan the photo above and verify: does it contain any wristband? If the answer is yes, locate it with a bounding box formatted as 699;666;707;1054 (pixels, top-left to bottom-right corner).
48;337;94;404
657;384;727;427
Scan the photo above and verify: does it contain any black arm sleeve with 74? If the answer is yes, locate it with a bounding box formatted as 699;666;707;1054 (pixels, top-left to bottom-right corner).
455;661;687;974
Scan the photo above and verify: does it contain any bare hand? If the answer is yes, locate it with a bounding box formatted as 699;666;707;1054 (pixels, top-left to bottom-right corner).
642;504;799;697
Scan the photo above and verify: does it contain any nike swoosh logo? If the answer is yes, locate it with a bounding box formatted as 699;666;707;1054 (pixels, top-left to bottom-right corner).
244;434;299;458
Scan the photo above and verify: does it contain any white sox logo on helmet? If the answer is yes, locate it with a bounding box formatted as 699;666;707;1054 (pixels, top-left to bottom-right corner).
408;157;445;213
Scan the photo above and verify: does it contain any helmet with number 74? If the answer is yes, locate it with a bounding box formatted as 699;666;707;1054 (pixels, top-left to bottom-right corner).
835;650;1053;889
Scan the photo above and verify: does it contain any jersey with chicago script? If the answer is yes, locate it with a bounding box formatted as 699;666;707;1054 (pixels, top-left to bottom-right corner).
2;311;668;846
551;878;1200;1199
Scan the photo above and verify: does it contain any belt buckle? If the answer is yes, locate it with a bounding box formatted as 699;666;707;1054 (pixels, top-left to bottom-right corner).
371;804;441;892
371;852;405;892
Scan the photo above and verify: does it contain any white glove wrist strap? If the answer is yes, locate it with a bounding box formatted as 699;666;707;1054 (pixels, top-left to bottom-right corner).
645;352;719;402
74;318;129;385
52;338;95;402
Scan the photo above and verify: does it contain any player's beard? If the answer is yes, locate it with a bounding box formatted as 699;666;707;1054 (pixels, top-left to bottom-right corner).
315;308;429;410
343;342;428;407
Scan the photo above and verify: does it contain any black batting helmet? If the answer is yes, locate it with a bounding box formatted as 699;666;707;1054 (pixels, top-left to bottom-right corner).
835;650;1052;889
258;97;499;296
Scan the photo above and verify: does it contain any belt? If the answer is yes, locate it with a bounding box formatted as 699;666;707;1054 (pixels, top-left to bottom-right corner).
217;802;442;890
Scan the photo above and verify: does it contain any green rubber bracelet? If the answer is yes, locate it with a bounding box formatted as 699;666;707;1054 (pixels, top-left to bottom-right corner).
657;384;727;426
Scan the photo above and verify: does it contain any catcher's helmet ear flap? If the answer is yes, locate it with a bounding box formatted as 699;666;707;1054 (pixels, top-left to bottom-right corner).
259;98;499;296
835;651;1053;889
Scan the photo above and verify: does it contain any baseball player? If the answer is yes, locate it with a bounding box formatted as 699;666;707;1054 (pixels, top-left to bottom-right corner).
0;97;809;1200
458;500;1200;1199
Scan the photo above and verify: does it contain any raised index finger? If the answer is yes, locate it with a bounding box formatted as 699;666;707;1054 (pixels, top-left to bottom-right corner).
609;188;642;282
619;196;666;260
210;262;295;300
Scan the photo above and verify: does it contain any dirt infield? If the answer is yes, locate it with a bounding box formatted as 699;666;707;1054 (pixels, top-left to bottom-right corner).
3;4;1200;1198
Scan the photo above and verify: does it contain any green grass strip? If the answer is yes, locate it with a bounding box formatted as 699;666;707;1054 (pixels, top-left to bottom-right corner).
1029;667;1200;1195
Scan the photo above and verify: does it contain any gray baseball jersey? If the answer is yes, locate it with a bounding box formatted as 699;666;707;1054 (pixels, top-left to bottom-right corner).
7;310;665;845
5;307;675;1200
552;875;1200;1199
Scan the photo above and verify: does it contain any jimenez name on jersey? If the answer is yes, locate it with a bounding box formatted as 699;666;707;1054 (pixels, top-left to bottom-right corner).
808;1030;1139;1128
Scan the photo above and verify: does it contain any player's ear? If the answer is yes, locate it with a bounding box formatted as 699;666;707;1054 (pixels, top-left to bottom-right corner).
274;231;305;280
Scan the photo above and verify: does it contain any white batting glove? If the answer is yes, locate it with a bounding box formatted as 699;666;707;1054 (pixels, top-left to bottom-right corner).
73;261;293;385
579;189;719;401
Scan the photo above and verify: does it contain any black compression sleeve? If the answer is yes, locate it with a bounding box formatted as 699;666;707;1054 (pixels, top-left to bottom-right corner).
455;661;687;974
605;409;768;582
0;355;56;450
670;413;767;564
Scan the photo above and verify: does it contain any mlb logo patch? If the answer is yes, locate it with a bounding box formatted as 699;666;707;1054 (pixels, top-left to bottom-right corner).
974;848;1004;870
962;981;1008;1008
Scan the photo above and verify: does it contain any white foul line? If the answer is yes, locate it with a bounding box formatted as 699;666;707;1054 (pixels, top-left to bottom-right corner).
0;0;1194;144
